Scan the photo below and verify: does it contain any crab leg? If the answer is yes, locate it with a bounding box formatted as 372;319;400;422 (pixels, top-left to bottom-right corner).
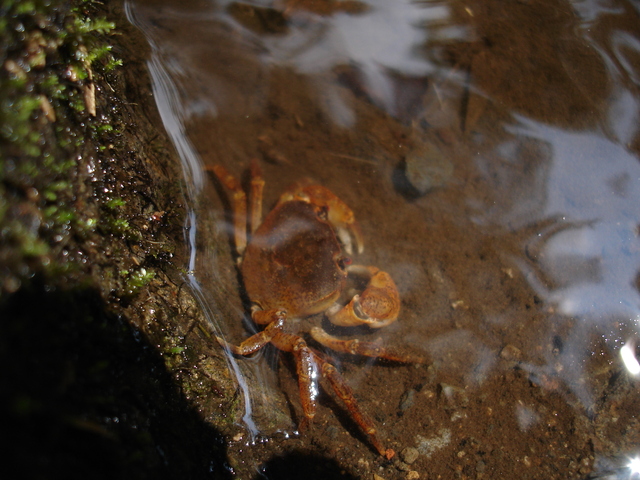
310;327;423;364
250;305;286;325
266;335;392;457
271;332;320;426
209;165;248;257
328;266;401;329
249;160;265;233
218;309;321;426
312;352;390;457
216;313;285;355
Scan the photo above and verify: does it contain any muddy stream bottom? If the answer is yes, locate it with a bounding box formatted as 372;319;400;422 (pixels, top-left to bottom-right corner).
123;0;640;478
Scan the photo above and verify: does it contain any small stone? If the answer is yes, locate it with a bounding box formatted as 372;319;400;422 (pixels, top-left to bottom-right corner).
401;447;420;464
406;471;420;480
404;141;453;195
500;344;522;361
398;389;416;414
373;475;386;480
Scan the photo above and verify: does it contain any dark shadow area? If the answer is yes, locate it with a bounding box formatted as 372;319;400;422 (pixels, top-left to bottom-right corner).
1;280;232;480
392;159;423;201
256;451;360;480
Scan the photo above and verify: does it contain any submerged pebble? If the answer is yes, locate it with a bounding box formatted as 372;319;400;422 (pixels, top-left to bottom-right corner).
404;141;453;195
398;388;416;414
500;344;522;361
401;446;420;464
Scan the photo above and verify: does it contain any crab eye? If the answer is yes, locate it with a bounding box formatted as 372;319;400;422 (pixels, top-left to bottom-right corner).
337;255;352;270
316;205;329;221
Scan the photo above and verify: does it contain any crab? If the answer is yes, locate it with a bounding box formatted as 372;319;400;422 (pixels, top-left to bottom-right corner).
210;162;418;457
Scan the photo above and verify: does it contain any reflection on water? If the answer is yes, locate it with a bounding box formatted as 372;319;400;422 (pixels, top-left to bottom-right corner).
257;0;450;124
492;116;640;418
621;341;640;375
125;0;640;477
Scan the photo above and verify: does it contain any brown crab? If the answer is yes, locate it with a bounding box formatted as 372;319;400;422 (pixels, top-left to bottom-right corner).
210;162;417;457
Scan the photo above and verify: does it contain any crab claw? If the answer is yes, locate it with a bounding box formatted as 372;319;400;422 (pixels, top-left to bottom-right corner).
328;266;400;328
279;181;364;255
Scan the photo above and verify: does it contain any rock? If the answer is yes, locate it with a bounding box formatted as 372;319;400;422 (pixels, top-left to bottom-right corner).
500;344;522;361
398;388;416;414
401;446;420;464
404;141;453;195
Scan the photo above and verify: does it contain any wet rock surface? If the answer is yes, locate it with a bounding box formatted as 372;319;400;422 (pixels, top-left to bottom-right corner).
1;1;234;477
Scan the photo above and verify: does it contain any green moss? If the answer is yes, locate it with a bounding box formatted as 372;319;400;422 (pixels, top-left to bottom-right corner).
0;0;119;152
105;57;123;72
0;0;121;293
105;197;126;210
96;123;114;134
110;218;131;235
17;227;50;257
120;268;156;298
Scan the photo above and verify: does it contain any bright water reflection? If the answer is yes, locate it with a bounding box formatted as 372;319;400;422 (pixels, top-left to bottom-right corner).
254;0;452;123
508;118;640;320
125;0;640;477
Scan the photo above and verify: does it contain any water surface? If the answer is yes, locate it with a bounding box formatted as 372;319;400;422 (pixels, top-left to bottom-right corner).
125;0;640;478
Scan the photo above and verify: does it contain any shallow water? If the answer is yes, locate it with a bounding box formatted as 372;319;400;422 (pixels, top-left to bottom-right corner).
125;0;640;478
